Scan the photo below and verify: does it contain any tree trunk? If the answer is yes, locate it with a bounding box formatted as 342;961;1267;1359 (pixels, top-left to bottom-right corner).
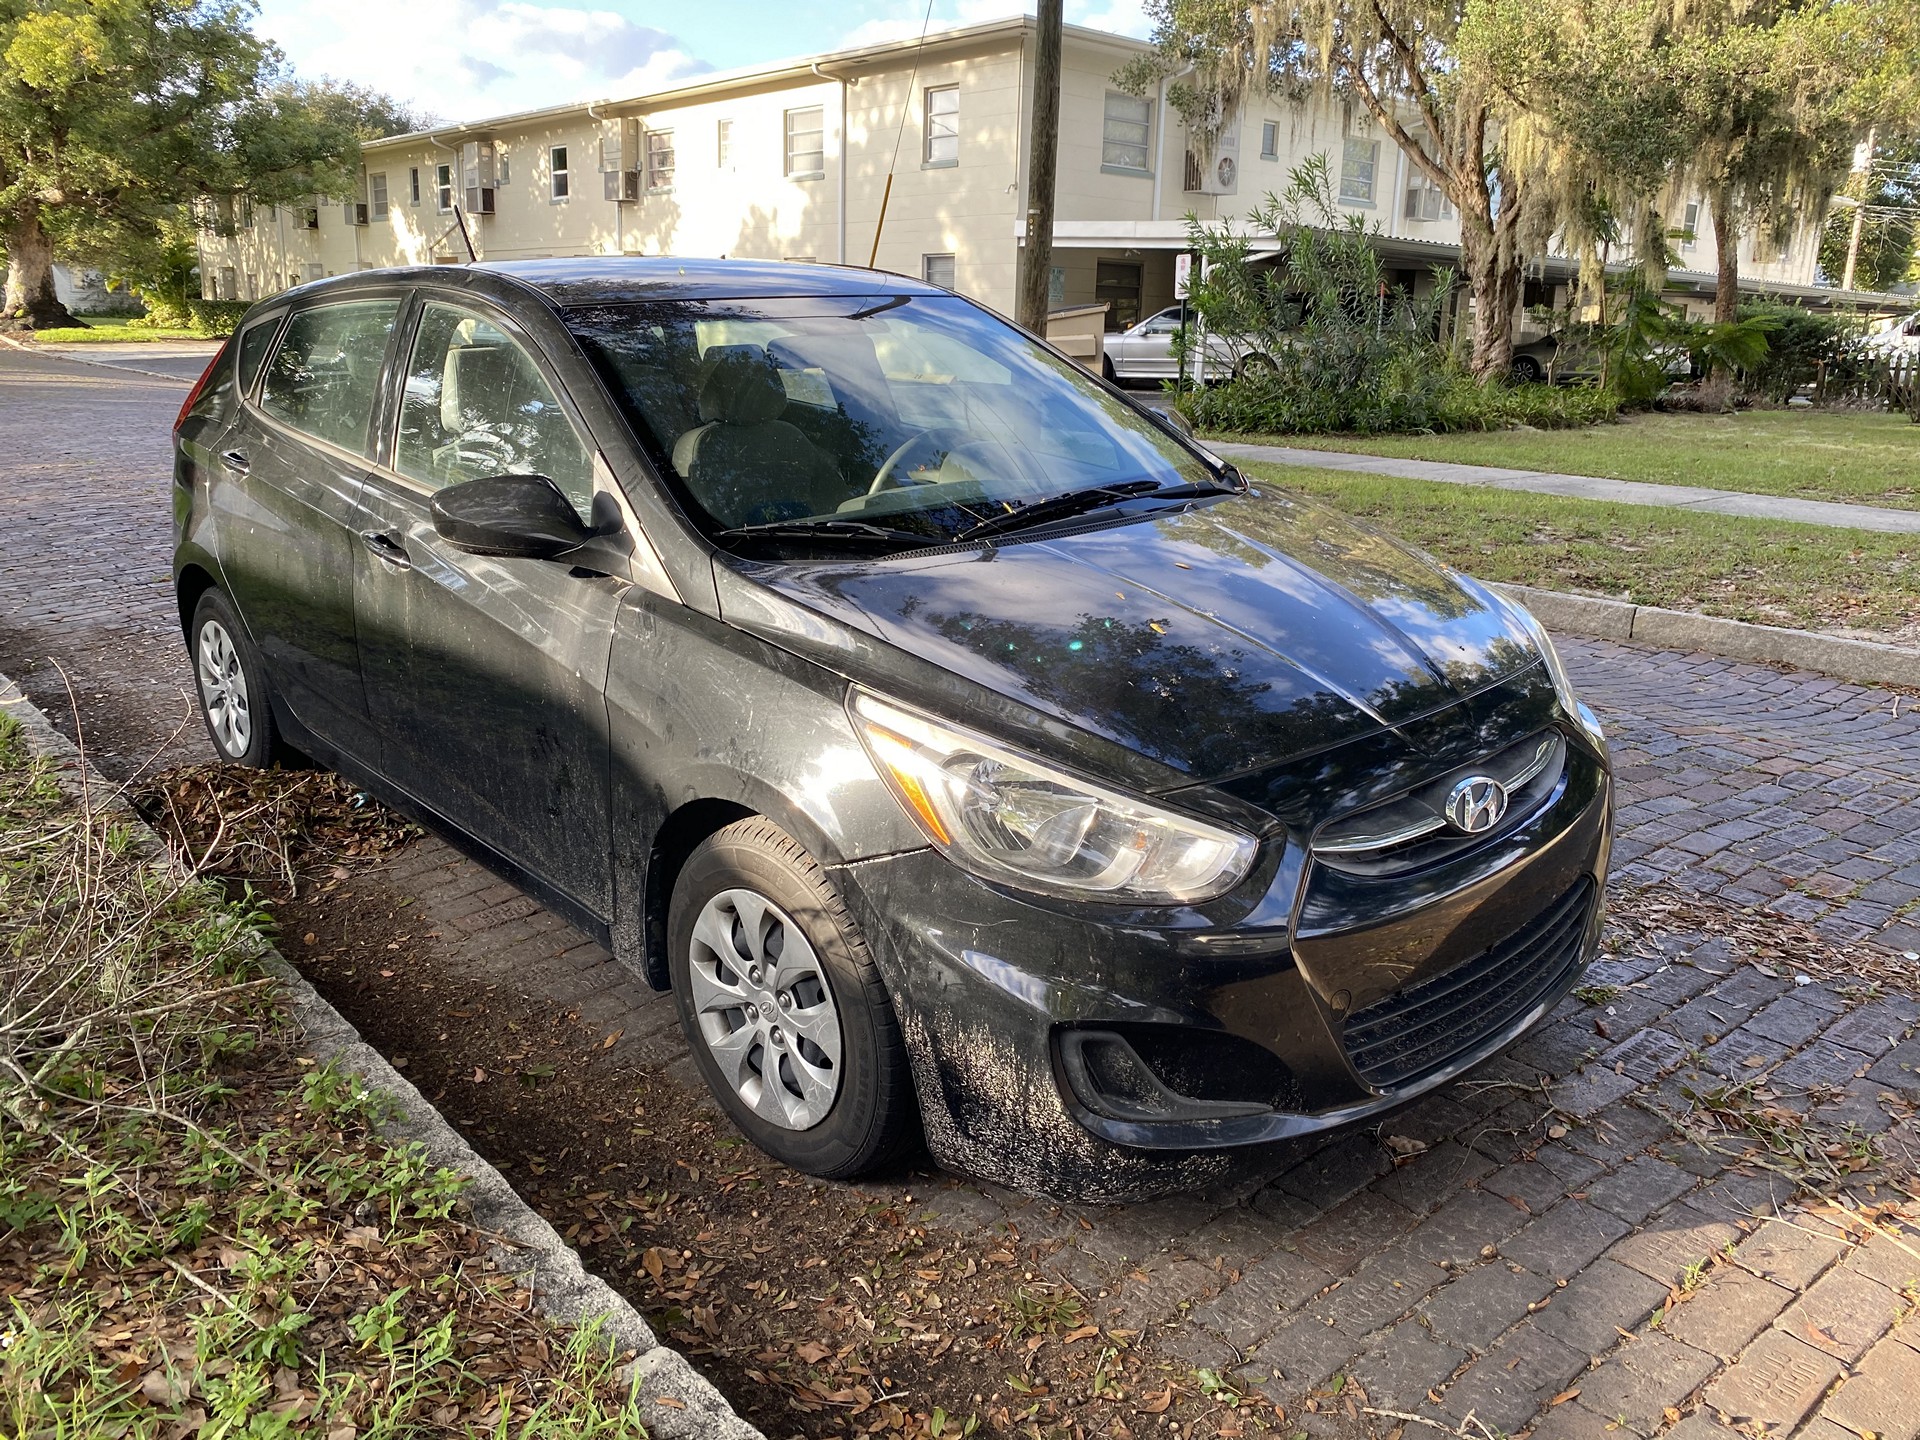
3;208;80;329
1709;186;1739;326
1459;215;1521;382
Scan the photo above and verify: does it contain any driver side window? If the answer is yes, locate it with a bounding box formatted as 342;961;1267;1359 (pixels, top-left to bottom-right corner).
395;302;595;519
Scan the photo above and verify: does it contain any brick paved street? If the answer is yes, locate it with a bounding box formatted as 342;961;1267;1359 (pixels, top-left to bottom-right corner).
5;345;1919;1439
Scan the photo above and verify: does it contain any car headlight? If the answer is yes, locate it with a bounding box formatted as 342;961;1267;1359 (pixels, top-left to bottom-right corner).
851;693;1259;905
1507;600;1605;745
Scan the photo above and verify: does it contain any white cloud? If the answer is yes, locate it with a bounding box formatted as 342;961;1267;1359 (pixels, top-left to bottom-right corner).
837;0;1152;51
254;0;711;122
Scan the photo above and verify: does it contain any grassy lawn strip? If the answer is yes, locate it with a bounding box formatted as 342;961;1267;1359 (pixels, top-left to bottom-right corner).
0;716;645;1437
31;324;221;343
1245;461;1920;639
1243;410;1920;511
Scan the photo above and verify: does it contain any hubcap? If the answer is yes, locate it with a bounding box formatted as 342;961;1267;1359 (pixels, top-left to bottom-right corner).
196;619;252;758
686;888;843;1131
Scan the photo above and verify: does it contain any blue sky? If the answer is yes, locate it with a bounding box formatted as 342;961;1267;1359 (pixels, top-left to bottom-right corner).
253;0;1154;125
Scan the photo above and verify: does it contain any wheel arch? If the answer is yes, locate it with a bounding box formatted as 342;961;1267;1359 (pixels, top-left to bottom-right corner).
175;562;222;641
639;796;758;989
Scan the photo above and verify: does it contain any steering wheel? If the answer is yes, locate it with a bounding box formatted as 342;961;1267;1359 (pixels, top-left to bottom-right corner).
869;428;974;495
446;428;520;479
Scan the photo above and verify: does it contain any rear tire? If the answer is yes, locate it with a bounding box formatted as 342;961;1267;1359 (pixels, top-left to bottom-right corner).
1237;352;1277;380
668;818;916;1180
189;589;295;768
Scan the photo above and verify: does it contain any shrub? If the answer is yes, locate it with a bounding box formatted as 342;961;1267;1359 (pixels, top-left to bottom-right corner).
130;297;250;336
1734;301;1871;402
1183;366;1618;436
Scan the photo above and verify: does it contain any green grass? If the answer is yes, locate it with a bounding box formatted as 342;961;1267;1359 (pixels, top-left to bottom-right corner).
31;324;222;343
0;717;650;1438
1246;461;1920;637
1258;410;1920;511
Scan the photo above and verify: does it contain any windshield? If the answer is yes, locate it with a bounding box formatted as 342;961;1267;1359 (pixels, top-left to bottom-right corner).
566;294;1218;548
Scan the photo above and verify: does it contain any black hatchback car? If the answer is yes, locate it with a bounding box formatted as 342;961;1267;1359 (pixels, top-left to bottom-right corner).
173;259;1611;1201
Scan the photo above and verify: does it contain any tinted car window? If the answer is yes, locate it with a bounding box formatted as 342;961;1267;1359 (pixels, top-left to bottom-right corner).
234;314;283;398
259;300;399;455
396;302;595;519
569;295;1211;537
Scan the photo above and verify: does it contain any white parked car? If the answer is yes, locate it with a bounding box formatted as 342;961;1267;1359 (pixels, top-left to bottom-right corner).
1865;311;1920;357
1102;307;1275;384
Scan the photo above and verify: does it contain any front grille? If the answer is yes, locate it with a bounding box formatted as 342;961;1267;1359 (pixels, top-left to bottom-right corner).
1341;877;1595;1091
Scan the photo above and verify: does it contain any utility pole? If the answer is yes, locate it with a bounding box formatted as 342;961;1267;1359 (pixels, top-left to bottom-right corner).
1017;0;1063;335
1842;125;1876;293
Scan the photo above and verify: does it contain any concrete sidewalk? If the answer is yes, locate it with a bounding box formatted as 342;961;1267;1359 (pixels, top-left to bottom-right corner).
1212;440;1920;535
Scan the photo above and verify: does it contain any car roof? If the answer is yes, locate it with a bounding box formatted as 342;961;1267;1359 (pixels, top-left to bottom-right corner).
477;256;948;307
264;257;952;313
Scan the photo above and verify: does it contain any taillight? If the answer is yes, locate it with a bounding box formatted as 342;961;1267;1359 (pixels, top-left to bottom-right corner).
173;339;234;432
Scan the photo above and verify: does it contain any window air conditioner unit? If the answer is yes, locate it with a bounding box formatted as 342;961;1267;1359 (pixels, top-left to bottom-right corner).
601;117;641;173
460;140;497;217
604;169;643;202
346;202;369;226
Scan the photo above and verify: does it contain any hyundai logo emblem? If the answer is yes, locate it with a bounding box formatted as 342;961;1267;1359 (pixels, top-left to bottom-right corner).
1445;776;1509;834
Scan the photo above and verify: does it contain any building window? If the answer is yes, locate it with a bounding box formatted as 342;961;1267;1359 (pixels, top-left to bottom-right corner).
497;149;510;185
1340;137;1379;204
717;118;732;169
1680;201;1700;248
218;266;237;301
647;129;674;192
409;167;421;205
1403;173;1453;222
1260;121;1278;160
1102;93;1152;173
369;172;389;221
786;106;824;177
435;164;454;213
925;84;959;166
303;262;325;283
302;203;320;230
923;253;956;289
549;146;570;201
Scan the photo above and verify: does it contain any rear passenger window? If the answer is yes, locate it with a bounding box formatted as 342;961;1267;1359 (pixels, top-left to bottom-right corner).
234;315;283;398
259;300;400;455
394;302;595;520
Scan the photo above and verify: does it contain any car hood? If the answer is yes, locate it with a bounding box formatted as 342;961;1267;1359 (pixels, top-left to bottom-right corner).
732;489;1542;783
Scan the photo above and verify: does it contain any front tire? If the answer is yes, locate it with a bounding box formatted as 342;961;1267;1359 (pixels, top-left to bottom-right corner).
668;818;916;1180
1509;355;1545;384
189;589;292;767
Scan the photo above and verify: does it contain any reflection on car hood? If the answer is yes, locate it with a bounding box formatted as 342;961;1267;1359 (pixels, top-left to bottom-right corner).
739;489;1541;781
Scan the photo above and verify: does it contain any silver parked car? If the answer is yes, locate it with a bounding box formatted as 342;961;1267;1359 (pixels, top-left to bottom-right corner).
1103;307;1274;384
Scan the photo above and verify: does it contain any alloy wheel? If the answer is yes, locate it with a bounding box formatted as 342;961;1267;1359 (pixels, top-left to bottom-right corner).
686;887;843;1130
196;619;252;758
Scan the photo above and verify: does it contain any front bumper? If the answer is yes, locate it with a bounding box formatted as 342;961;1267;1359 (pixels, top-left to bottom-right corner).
832;723;1612;1202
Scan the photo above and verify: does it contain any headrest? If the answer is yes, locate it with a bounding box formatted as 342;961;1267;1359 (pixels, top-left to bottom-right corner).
696;344;788;425
442;344;528;431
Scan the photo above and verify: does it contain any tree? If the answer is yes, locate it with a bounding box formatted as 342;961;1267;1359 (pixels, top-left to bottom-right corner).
1818;133;1920;292
1125;0;1560;381
1660;0;1916;323
1;1;418;328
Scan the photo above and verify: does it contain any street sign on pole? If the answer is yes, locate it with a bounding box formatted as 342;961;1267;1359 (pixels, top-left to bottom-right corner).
1174;252;1193;300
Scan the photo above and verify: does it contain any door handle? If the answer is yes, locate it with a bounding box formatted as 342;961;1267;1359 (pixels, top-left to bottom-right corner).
220;449;250;474
360;531;412;571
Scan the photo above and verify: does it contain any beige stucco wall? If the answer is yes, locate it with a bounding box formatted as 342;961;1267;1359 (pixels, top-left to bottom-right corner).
196;21;1827;313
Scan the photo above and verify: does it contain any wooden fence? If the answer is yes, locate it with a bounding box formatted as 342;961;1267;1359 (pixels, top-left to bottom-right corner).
1812;351;1920;419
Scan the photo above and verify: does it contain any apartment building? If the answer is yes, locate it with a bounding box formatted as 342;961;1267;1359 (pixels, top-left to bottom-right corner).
195;16;1839;331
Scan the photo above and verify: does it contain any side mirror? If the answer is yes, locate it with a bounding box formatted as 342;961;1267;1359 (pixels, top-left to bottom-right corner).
430;474;595;559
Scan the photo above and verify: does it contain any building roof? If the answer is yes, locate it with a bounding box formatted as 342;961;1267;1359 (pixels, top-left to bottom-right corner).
364;15;1141;153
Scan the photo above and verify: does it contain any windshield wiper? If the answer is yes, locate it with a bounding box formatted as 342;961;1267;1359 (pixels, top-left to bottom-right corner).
956;478;1238;541
716;516;935;546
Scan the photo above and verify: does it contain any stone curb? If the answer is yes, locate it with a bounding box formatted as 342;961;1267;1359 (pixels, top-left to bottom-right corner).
1494;583;1920;690
0;328;201;384
0;670;762;1440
